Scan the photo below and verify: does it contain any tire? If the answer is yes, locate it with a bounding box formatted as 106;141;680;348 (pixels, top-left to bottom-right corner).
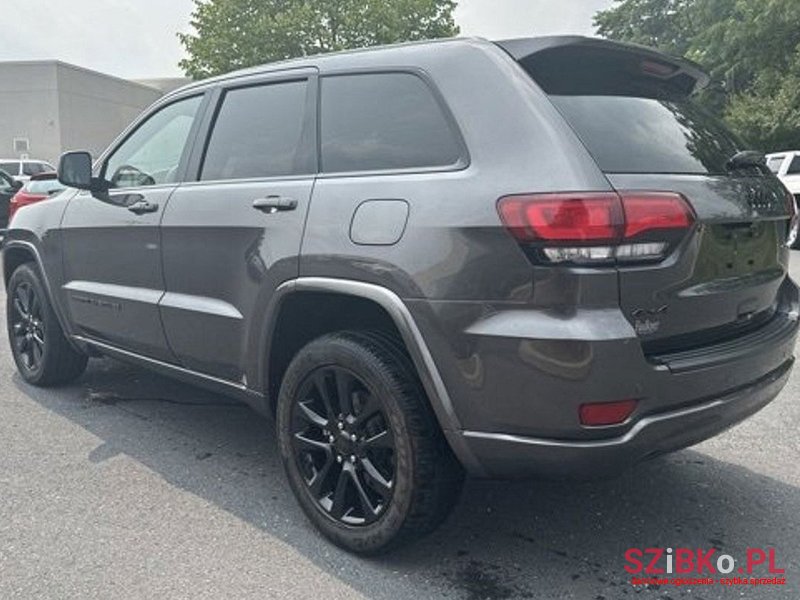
6;262;88;386
277;330;464;554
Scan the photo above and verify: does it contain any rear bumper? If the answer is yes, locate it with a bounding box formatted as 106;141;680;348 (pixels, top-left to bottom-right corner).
454;358;792;478
409;278;799;479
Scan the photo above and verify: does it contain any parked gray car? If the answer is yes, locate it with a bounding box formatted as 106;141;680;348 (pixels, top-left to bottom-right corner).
4;36;799;553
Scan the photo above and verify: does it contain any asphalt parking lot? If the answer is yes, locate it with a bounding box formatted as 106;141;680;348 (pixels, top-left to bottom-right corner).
1;257;799;600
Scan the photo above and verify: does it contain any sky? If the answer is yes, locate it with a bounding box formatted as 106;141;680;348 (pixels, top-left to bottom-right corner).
1;0;615;79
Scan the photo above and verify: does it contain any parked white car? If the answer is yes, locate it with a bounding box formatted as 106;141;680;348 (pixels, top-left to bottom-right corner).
766;151;800;248
0;159;55;184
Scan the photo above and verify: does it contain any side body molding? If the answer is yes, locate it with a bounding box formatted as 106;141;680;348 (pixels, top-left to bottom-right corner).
265;277;483;473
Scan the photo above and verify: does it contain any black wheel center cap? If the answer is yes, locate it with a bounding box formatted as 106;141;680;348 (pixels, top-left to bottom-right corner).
334;430;356;455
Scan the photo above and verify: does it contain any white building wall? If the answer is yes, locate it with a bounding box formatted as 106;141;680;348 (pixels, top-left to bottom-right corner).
0;62;61;163
0;61;163;166
56;63;162;160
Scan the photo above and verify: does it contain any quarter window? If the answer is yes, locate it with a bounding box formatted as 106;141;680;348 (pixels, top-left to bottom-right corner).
320;73;463;173
200;80;310;181
787;156;800;175
104;95;203;189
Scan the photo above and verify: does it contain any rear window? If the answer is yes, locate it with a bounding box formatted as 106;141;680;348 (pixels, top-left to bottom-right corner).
0;161;18;175
787;156;800;175
24;178;64;195
551;95;741;175
22;162;51;176
320;73;463;173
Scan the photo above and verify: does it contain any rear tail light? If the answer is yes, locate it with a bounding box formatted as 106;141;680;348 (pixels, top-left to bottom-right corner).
497;191;694;265
579;399;638;426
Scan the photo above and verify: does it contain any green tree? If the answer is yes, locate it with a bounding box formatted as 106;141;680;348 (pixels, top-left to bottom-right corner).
179;0;459;79
594;0;800;151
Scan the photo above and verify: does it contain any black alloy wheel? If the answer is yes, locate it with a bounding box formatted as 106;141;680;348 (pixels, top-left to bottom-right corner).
290;365;395;526
277;331;464;554
10;280;46;373
6;262;88;386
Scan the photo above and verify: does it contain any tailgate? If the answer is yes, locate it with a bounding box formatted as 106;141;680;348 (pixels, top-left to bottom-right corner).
498;35;795;350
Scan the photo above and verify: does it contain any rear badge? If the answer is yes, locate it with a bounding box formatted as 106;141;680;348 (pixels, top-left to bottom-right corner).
632;305;668;336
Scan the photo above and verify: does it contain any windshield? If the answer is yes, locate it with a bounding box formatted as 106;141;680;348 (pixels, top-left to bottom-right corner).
551;95;741;175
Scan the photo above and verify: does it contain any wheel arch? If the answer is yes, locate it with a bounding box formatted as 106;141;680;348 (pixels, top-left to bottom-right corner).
260;278;480;472
3;240;78;349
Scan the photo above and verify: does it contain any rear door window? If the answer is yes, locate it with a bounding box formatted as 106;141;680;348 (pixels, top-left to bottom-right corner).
320;72;463;173
550;95;740;175
200;80;310;181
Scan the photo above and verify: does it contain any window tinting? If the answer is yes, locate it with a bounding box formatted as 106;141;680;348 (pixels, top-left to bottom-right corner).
787;156;800;175
551;95;741;175
320;73;462;173
22;162;51;176
201;80;309;181
0;161;18;176
105;95;202;188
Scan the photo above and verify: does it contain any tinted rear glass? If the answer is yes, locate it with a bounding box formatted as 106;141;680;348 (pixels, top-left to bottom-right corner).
201;80;309;181
22;162;50;176
787;156;800;175
551;95;740;175
551;96;739;174
0;161;18;175
320;73;462;173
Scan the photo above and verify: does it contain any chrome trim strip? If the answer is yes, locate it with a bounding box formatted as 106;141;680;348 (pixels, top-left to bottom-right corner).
63;280;163;305
160;292;243;319
72;335;253;395
463;360;793;450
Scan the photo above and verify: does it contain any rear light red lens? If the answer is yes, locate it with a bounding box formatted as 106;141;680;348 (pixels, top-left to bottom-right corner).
579;399;638;426
8;193;47;223
498;193;621;243
497;191;694;264
621;192;694;238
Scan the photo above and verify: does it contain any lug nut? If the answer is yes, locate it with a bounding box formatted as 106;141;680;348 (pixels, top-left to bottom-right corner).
350;455;356;464
336;455;342;463
338;422;344;430
350;434;357;442
328;435;335;443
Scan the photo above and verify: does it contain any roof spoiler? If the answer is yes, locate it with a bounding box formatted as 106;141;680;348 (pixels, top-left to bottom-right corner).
495;36;710;97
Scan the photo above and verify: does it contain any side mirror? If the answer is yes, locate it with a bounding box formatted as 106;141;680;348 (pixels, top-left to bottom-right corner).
58;151;95;191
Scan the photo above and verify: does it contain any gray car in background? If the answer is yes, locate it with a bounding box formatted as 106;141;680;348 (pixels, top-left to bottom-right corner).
3;36;798;553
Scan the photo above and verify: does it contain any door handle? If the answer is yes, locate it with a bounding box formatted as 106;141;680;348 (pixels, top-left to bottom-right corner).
252;196;298;213
127;200;159;215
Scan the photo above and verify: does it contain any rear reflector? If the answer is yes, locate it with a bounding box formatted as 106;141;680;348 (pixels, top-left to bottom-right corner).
579;399;638;426
498;191;694;264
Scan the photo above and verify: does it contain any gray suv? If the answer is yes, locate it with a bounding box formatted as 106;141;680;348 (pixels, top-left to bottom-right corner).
4;36;799;553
